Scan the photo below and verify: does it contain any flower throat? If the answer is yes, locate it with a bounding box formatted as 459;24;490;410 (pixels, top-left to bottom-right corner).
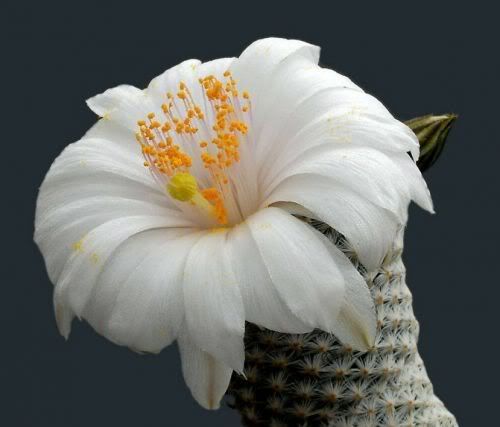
135;70;251;225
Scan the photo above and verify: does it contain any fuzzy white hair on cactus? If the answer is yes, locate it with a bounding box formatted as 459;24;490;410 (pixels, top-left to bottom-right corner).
34;37;433;410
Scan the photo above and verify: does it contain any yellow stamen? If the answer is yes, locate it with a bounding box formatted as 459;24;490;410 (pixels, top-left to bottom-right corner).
135;70;251;226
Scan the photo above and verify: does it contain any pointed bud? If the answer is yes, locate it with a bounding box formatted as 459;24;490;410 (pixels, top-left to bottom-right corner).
405;114;457;172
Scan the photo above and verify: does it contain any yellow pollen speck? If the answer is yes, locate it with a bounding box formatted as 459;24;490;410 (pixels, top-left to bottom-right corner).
72;239;84;252
258;223;272;230
209;227;228;234
91;253;99;264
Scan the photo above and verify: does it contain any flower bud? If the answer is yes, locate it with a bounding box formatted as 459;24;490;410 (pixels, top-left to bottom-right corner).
405;114;457;172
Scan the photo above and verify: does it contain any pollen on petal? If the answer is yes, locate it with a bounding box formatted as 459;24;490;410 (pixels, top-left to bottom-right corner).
72;238;84;252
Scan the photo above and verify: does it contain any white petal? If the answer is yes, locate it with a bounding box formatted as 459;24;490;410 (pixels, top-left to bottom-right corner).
257;88;419;189
229;39;418;186
177;329;233;410
83;117;141;156
86;84;148;126
183;230;245;373
392;152;434;213
147;58;234;105
265;176;399;271
36;195;179;283
53;215;192;338
146;59;201;102
231;37;320;109
249;59;362;169
313;231;377;350
230;39;322;187
36;138;166;216
226;223;312;333
34;138;187;284
265;145;416;221
83;229;203;353
245;207;345;332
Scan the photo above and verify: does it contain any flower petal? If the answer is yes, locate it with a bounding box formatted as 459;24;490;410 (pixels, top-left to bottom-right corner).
231;37;320;109
146;59;201;101
35;138;168;219
391;152;434;213
230;39;420;192
245;207;346;332
36;195;179;283
53;215;192;339
257;88;419;190
34;138;189;284
313;230;377;350
83;228;203;353
265;176;399;271
177;329;233;410
86;84;150;127
183;230;245;373
226;223;312;334
147;58;234;106
265;145;418;221
83;117;141;156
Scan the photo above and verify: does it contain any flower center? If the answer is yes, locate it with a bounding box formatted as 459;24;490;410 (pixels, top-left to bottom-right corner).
135;70;251;226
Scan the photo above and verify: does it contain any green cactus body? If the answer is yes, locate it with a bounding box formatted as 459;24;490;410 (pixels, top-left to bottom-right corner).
227;220;457;426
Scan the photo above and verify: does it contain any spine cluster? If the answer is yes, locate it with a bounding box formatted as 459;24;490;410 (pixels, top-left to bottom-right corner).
227;221;457;426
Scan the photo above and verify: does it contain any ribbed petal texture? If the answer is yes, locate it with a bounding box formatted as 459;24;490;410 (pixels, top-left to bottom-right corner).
227;220;457;427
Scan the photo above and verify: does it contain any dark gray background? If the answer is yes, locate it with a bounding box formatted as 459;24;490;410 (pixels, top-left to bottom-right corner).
3;1;498;426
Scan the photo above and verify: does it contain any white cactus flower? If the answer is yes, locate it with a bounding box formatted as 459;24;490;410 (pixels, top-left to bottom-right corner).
34;37;433;409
